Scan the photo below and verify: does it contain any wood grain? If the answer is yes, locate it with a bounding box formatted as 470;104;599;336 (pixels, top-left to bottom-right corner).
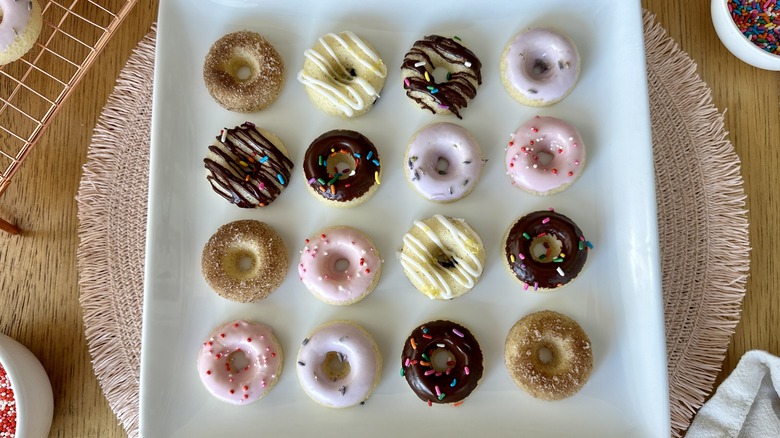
0;1;776;436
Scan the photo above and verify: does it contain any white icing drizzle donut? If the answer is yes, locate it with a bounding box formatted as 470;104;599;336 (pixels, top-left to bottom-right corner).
405;122;483;202
297;31;387;117
296;320;382;408
197;320;283;405
399;214;484;300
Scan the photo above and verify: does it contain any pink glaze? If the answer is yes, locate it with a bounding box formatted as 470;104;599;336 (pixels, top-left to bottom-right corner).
298;226;381;305
197;320;282;405
296;321;381;408
0;0;34;50
505;116;585;195
405;123;483;202
503;27;580;105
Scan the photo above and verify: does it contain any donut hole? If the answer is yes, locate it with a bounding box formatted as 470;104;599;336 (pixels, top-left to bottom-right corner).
430;348;456;372
236;65;252;81
434;251;458;269
431;66;451;83
334;258;350;272
435;157;450;175
227;350;251;373
537;346;554;365
530;235;563;263
533;342;564;370
524;56;555;82
325;152;358;181
322;351;351;381
223;245;260;280
534;150;554;167
226;52;259;83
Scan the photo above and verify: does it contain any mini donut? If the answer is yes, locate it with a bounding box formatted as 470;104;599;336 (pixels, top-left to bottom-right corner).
197;320;283;404
298;226;382;305
303;129;382;207
405;123;484;203
500;28;580;107
203;31;284;112
297;31;387;118
399;214;485;300
296;320;382;408
0;0;42;65
503;210;591;291
401;320;484;405
204;122;293;208
504;310;592;400
201;220;288;302
505;116;585;195
401;35;482;119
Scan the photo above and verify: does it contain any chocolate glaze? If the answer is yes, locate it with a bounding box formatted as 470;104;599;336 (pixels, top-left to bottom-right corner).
401;320;483;404
505;210;588;289
204;122;293;208
303;130;381;203
401;35;482;119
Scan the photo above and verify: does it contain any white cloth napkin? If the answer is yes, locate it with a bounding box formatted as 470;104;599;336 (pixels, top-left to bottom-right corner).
687;350;780;437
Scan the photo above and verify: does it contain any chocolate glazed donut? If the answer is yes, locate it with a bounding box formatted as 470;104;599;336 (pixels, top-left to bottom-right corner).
204;122;293;208
504;210;591;290
303;130;381;203
401;320;484;405
401;35;482;119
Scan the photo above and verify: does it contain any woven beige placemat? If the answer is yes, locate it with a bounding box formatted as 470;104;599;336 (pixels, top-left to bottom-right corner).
76;11;750;438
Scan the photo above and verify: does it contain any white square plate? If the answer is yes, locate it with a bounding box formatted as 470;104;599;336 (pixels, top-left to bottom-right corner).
140;0;669;436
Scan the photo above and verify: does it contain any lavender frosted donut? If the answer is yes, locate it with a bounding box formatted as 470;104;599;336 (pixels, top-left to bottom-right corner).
0;0;42;65
296;320;382;408
298;226;382;305
500;28;580;107
404;123;483;202
505;116;585;195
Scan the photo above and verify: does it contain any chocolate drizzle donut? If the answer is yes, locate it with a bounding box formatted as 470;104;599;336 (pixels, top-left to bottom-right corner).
303;129;382;205
204;122;293;208
401;320;484;405
401;35;482;119
504;210;592;290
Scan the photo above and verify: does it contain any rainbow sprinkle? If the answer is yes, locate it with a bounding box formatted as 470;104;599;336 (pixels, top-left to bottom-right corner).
729;0;780;54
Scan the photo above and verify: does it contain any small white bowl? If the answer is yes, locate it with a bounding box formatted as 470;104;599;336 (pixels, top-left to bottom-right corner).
711;0;780;70
0;334;53;438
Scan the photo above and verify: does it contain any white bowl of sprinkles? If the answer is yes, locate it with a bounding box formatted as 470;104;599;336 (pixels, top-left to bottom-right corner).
0;333;53;438
711;0;780;70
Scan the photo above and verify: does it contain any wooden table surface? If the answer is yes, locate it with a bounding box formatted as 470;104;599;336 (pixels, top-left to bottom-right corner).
0;0;777;436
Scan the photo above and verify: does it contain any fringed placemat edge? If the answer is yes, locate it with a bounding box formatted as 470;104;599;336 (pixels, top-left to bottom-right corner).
643;10;750;437
76;26;157;438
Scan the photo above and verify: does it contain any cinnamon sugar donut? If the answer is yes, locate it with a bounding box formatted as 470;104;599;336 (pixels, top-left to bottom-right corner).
203;31;285;112
201;220;288;302
504;310;592;400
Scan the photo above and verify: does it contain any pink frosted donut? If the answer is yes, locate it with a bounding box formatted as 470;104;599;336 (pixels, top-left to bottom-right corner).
500;27;580;107
197;320;283;404
404;122;483;203
505;116;585;195
298;226;382;305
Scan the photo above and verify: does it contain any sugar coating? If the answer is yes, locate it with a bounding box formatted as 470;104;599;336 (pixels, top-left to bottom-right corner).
203;31;284;112
504;310;592;400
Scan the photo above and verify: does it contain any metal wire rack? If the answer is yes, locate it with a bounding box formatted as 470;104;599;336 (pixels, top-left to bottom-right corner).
0;0;139;234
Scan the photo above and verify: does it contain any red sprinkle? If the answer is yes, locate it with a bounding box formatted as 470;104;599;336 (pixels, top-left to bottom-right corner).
1;363;16;437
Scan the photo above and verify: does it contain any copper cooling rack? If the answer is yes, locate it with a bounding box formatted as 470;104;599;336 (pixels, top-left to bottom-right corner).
0;0;139;234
